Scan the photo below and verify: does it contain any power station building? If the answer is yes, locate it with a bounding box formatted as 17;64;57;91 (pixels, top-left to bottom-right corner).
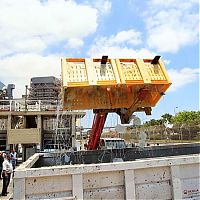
0;77;85;160
28;76;60;101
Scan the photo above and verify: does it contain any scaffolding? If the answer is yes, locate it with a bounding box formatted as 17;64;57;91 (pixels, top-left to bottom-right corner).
28;76;61;101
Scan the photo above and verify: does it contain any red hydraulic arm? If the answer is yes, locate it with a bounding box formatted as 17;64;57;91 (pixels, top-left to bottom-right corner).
87;112;108;150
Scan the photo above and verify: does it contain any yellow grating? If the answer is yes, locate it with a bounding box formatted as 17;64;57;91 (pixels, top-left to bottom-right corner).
145;64;166;80
93;62;116;81
121;63;143;81
65;63;88;83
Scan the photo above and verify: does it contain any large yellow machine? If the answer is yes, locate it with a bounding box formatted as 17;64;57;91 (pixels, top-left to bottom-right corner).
61;56;171;149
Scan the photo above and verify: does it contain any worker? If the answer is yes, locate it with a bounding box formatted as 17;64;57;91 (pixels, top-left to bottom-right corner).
1;154;13;196
10;149;17;170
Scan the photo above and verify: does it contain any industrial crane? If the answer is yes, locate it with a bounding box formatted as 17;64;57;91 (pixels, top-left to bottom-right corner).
61;56;171;150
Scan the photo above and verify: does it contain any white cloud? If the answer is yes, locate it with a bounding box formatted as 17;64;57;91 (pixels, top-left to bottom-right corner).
88;29;151;58
145;0;198;53
66;38;84;49
90;0;112;15
109;30;142;46
98;29;142;46
163;59;171;65
0;0;98;57
0;53;60;97
168;67;199;91
149;0;198;9
88;45;156;58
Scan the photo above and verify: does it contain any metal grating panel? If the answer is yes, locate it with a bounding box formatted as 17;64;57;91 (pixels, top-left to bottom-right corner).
65;63;88;82
93;62;116;81
121;63;142;81
146;64;166;80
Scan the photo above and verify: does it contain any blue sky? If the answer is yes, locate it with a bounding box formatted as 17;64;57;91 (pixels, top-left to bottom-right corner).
0;0;199;125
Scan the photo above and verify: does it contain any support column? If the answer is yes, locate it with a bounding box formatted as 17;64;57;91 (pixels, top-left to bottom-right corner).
38;100;41;111
171;165;182;199
23;116;26;128
124;169;136;199
72;174;83;199
9;100;12;111
71;115;76;148
7;115;12;129
37;114;42;150
13;178;25;200
6;115;12;150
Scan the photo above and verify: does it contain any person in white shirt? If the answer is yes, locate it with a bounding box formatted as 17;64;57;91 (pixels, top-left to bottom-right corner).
1;154;13;196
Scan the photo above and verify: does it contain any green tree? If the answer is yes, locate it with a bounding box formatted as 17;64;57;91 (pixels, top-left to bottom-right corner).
173;111;200;125
173;111;200;140
161;113;173;123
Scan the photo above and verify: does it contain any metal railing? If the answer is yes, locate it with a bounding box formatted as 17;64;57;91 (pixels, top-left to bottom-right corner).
0;100;51;112
0;99;85;113
0;99;58;112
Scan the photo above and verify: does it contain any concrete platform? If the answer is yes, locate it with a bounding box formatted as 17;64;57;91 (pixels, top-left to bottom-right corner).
13;153;200;199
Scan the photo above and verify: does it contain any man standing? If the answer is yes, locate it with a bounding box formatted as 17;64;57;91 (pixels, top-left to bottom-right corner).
1;154;13;196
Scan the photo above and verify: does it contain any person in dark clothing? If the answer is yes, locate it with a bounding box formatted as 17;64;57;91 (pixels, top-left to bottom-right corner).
0;151;4;179
1;154;13;196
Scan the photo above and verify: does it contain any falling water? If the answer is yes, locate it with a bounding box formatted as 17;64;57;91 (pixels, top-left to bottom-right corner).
138;132;147;148
52;88;73;165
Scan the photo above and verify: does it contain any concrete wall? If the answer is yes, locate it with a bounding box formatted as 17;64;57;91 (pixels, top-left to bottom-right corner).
34;143;200;167
0;107;85;150
14;154;200;200
7;128;41;144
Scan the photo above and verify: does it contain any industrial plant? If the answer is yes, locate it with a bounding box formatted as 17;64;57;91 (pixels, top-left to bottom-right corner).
0;76;85;161
0;56;199;200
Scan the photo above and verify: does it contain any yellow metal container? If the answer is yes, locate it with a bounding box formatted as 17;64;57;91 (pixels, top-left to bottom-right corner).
61;58;171;112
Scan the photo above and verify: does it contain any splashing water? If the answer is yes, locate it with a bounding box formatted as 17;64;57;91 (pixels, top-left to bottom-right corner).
139;132;147;148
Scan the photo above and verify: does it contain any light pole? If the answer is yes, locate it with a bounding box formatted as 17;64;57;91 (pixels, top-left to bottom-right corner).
174;106;178;115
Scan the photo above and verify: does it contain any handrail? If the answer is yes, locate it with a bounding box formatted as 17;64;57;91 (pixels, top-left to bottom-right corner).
0;99;83;112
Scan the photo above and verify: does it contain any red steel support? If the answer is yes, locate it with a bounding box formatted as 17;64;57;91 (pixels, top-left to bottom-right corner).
87;112;108;150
